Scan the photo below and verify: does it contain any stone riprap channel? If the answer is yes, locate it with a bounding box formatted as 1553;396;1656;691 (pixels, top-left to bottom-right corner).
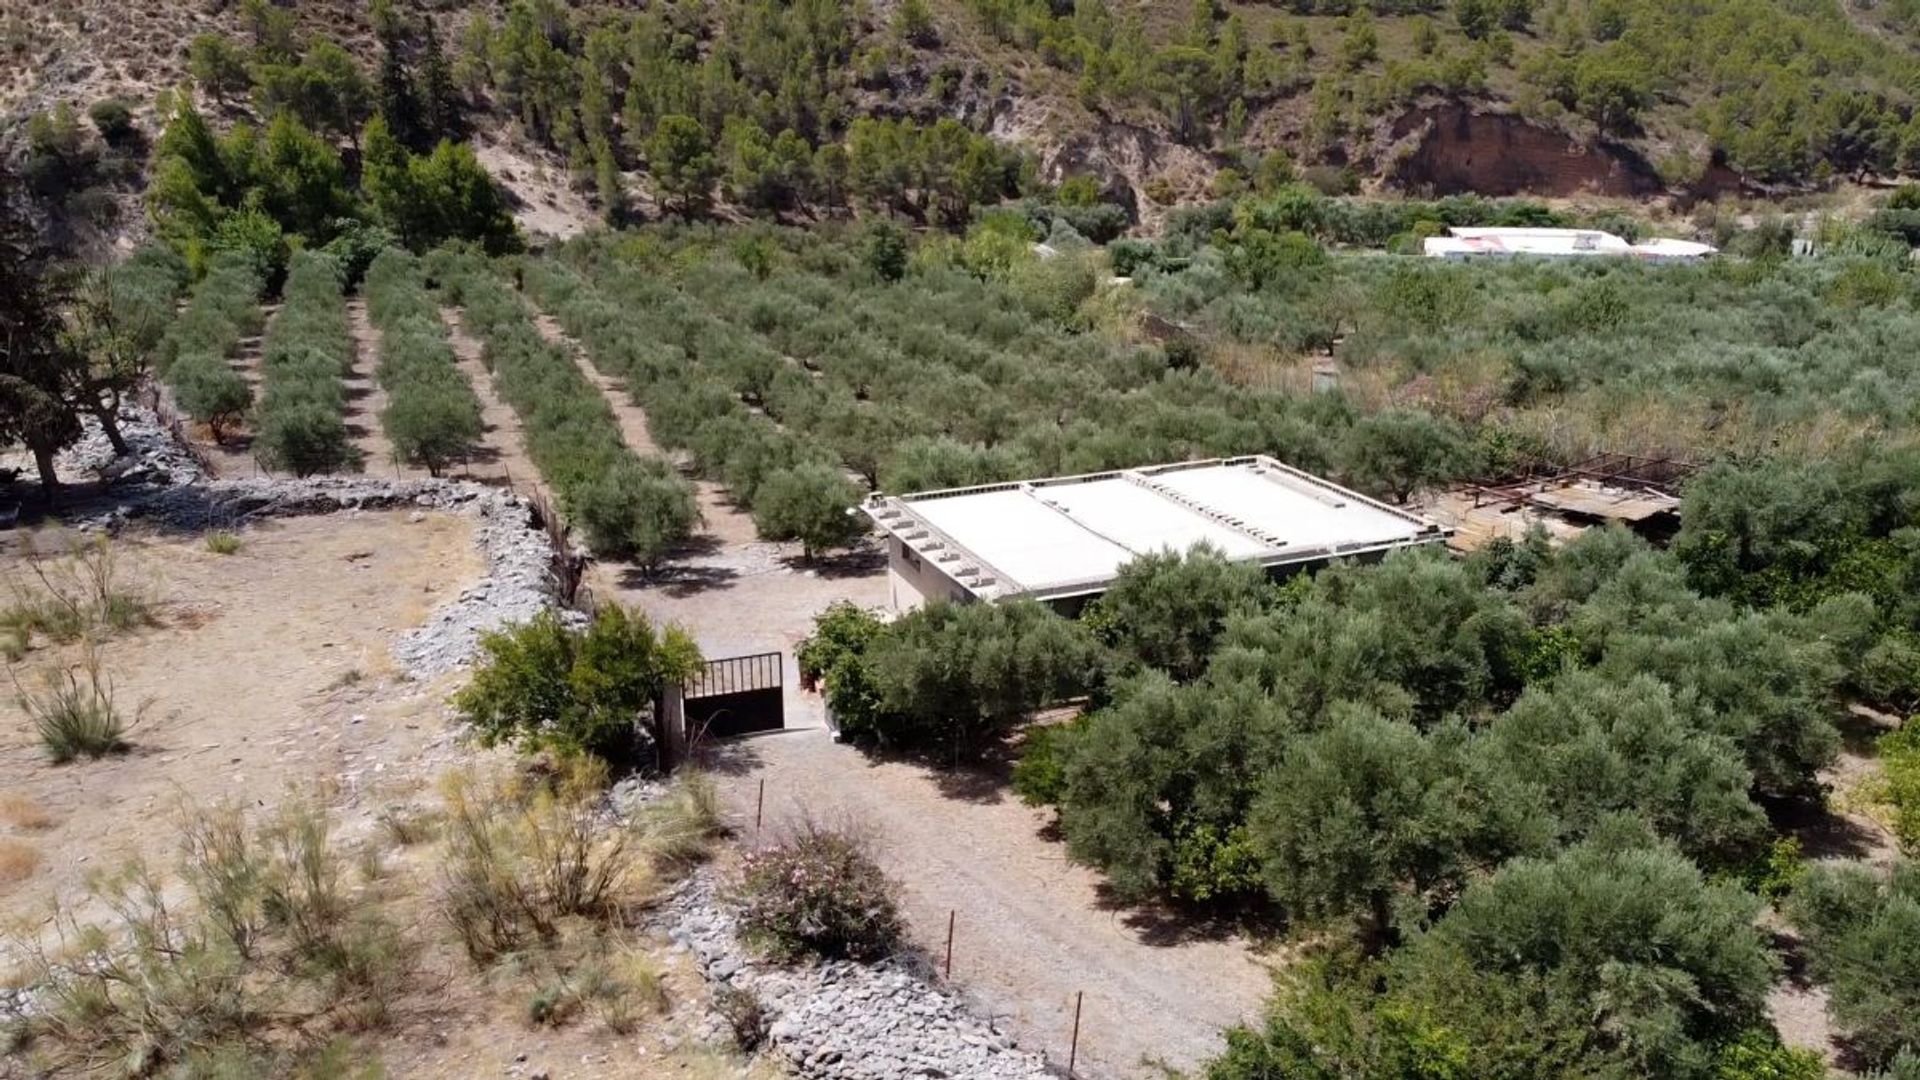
663;873;1053;1080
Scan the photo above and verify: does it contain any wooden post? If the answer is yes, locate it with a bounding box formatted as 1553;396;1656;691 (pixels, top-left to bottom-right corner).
1068;990;1083;1078
944;910;955;979
754;778;765;832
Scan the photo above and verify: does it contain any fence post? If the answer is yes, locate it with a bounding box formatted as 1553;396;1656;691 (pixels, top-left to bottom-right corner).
1068;990;1083;1078
754;777;765;833
944;910;955;979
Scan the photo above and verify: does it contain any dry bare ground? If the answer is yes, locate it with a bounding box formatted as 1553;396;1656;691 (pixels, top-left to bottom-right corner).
0;513;480;912
0;509;785;1077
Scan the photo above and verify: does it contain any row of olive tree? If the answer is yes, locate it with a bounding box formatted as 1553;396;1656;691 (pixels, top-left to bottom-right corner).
362;249;482;475
431;249;697;568
253;251;358;475
520;257;867;559
158;253;260;444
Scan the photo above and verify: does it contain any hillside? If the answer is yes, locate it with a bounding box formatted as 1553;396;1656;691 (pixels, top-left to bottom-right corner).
8;0;1920;246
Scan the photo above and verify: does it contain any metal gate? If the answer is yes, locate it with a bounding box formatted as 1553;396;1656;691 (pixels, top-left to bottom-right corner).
683;652;785;741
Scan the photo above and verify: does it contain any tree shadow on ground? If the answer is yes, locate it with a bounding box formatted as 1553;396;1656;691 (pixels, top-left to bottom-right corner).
853;737;1018;807
778;545;885;579
1090;881;1280;949
689;730;778;777
1767;793;1890;863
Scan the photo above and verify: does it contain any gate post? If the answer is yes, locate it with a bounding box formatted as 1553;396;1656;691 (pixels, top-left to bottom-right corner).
659;684;688;771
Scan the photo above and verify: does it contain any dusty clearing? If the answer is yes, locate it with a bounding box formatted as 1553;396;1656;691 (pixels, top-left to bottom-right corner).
0;512;481;914
0;510;778;1078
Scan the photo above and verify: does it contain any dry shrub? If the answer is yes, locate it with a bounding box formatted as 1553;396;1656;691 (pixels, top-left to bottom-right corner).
14;649;136;763
733;818;902;962
2;536;155;652
5;793;408;1074
641;769;727;871
0;793;54;831
438;759;640;967
0;838;40;889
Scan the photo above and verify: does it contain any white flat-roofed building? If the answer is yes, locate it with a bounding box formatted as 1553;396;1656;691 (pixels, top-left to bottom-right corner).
1422;226;1716;262
861;456;1448;611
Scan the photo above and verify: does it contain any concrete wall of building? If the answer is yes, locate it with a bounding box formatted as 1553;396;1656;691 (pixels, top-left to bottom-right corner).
887;537;972;611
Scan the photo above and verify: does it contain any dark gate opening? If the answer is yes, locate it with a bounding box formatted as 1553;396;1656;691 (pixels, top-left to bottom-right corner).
683;652;785;742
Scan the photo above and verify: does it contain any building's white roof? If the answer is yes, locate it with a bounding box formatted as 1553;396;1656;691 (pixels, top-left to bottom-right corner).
1422;226;1716;261
863;456;1446;602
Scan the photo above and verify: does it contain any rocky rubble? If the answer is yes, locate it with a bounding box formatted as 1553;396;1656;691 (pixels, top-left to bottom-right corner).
663;874;1051;1080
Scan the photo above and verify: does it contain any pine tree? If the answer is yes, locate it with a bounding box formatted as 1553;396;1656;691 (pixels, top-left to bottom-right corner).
421;20;463;143
378;28;426;152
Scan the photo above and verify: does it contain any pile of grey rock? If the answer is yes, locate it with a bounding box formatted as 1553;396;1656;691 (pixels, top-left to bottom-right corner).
664;874;1051;1080
54;403;208;489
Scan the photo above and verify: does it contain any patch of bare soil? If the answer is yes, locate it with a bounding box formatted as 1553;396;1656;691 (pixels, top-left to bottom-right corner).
439;306;548;493
0;510;785;1078
0;512;482;917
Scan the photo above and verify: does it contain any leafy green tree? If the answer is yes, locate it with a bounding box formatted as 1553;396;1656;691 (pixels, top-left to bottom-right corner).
1216;830;1774;1079
570;459;700;574
1248;709;1498;934
22;105;97;200
862;219;909;282
381;379;481;477
1787;861;1920;1067
252;113;355;239
254;41;372;144
1090;546;1267;681
455;605;702;771
1474;672;1769;866
866;599;1105;753
0;180;82;497
751;462;864;560
648;115;718;216
1338;409;1473;503
188;33;254;104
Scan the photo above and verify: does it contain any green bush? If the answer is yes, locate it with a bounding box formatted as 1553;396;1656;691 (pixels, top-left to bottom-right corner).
87;98;137;146
750;463;864;560
454;605;701;771
734;821;902;961
1787;861;1920;1067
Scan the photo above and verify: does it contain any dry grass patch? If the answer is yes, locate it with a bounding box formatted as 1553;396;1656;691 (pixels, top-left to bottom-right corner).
0;839;41;890
0;794;53;832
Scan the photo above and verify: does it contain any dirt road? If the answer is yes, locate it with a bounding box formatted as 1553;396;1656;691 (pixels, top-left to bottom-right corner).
707;716;1271;1078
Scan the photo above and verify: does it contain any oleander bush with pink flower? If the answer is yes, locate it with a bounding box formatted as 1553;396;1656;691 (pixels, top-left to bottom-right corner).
733;821;901;962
